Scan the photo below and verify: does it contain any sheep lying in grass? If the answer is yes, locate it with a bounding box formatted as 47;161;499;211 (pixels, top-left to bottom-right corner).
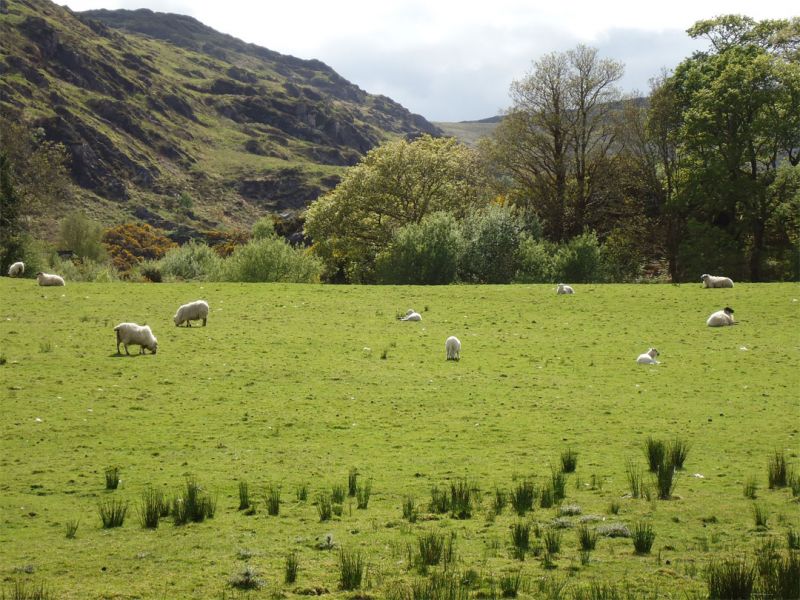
114;323;158;355
636;348;660;364
556;283;574;295
7;261;24;277
36;272;65;286
399;309;421;321
701;274;734;288
445;336;461;361
174;300;209;327
707;307;735;327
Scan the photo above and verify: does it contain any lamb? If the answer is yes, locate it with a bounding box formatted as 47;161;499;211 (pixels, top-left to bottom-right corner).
7;261;24;277
556;283;574;295
399;309;422;322
36;272;65;286
445;336;461;361
173;300;209;327
701;274;734;288
114;322;158;355
636;348;660;364
706;307;735;327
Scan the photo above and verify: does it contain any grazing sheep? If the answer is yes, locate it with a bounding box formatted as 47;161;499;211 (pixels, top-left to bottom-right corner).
173;300;209;327
706;307;735;327
399;309;422;322
701;274;734;288
114;322;158;355
556;283;574;295
445;336;461;361
7;261;24;277
36;272;65;286
636;348;660;364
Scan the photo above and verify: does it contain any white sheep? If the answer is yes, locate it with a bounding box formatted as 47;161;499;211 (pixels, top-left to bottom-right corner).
636;348;660;364
706;307;735;327
556;283;574;295
36;272;65;286
114;322;158;355
445;336;461;361
701;274;734;288
7;261;24;277
173;300;209;327
399;309;422;322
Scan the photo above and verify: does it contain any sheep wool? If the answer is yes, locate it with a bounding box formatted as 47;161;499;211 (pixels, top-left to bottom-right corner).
707;307;735;327
7;262;24;277
36;272;65;286
636;348;660;364
114;322;158;355
445;336;461;361
400;309;422;321
556;283;574;295
174;300;209;327
701;274;734;288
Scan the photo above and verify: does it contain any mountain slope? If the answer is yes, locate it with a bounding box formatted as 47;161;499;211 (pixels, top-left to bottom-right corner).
0;0;440;239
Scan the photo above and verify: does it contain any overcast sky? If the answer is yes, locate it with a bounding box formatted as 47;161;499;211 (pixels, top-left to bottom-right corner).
62;0;797;122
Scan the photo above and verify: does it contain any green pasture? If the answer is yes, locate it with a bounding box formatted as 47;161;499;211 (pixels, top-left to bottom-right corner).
1;281;798;598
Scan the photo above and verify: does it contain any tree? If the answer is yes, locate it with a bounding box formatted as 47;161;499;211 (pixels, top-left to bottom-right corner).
482;45;623;241
59;211;108;262
668;15;800;280
304;135;488;282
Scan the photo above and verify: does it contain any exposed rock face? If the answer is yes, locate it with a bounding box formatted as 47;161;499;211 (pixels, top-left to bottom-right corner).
1;0;442;235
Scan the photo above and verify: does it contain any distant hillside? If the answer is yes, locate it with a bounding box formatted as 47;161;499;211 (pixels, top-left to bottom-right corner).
0;0;441;240
434;117;502;146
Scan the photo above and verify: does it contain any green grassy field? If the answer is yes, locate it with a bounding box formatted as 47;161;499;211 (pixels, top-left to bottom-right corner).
1;281;798;598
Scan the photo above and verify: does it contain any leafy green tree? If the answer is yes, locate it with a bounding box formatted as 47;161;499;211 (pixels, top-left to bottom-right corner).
304;135;488;282
460;204;523;283
375;212;462;284
59;211;108;262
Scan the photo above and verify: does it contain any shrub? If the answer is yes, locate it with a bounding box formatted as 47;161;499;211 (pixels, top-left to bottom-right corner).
98;498;128;528
285;552;299;584
403;496;418;523
510;520;530;560
676;219;744;282
59;211;107;262
152;241;222;281
219;237;322;282
631;522;655;554
229;565;264;590
265;484;280;516
552;231;603;283
644;437;666;472
376;212;463;284
706;557;756;599
356;480;372;509
52;257;118;282
104;466;120;490
339;549;364;590
576;524;597;551
560;448;578;473
460;205;522;283
515;237;556;283
767;450;789;488
600;226;645;282
510;480;536;516
252;216;276;240
102;223;176;273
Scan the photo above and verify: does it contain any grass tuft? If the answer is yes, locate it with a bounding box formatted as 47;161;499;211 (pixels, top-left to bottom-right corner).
551;468;566;502
284;552;299;584
229;564;264;590
752;502;769;529
295;483;308;502
348;468;358;497
499;570;523;598
139;486;165;529
98;498;128;528
743;476;758;499
493;487;507;515
338;549;364;590
655;457;677;500
429;485;450;514
265;484;280;516
576;524;597;551
331;484;346;504
539;483;554;508
706;557;755;599
356;479;372;509
788;528;800;550
510;480;536;516
510;520;530;560
104;466;120;490
64;519;79;539
560;448;578;473
3;579;54;600
767;450;789;488
669;438;691;470
402;495;418;522
631;521;655;554
644;437;666;472
626;458;643;498
172;478;216;525
317;494;332;521
542;528;561;555
237;481;250;510
449;479;475;519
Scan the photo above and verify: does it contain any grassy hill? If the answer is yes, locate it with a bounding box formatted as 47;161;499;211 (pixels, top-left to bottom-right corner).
2;280;798;597
0;0;440;240
435;117;501;146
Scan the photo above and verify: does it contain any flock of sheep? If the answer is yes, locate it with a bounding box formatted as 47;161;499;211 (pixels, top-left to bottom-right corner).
7;259;737;362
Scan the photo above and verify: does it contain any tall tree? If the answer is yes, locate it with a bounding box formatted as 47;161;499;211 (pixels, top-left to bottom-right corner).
482;45;623;241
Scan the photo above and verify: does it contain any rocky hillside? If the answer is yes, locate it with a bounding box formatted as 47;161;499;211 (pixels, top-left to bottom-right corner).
0;0;440;239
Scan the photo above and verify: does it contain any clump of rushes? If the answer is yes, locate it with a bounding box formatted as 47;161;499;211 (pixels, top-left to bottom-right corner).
626;459;643;499
105;466;120;490
705;557;755;599
609;499;620;515
500;571;523;598
551;469;566;502
139;486;165;529
576;524;597;551
644;437;666;472
356;480;372;509
560;448;578;473
743;476;758;499
511;480;536;516
752;502;769;529
542;529;561;555
767;450;789;488
656;458;677;500
265;484;280;516
430;485;450;513
331;484;346;504
348;468;358;497
450;479;475;519
65;519;79;539
285;552;299;584
539;483;554;508
99;498;128;528
631;521;655;554
403;496;418;522
788;528;800;550
510;520;530;560
669;438;690;470
338;549;364;590
418;531;447;567
238;481;250;510
493;487;507;515
172;478;216;525
296;483;308;502
317;494;333;521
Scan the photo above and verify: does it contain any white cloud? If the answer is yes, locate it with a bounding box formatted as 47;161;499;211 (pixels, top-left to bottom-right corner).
62;0;798;120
